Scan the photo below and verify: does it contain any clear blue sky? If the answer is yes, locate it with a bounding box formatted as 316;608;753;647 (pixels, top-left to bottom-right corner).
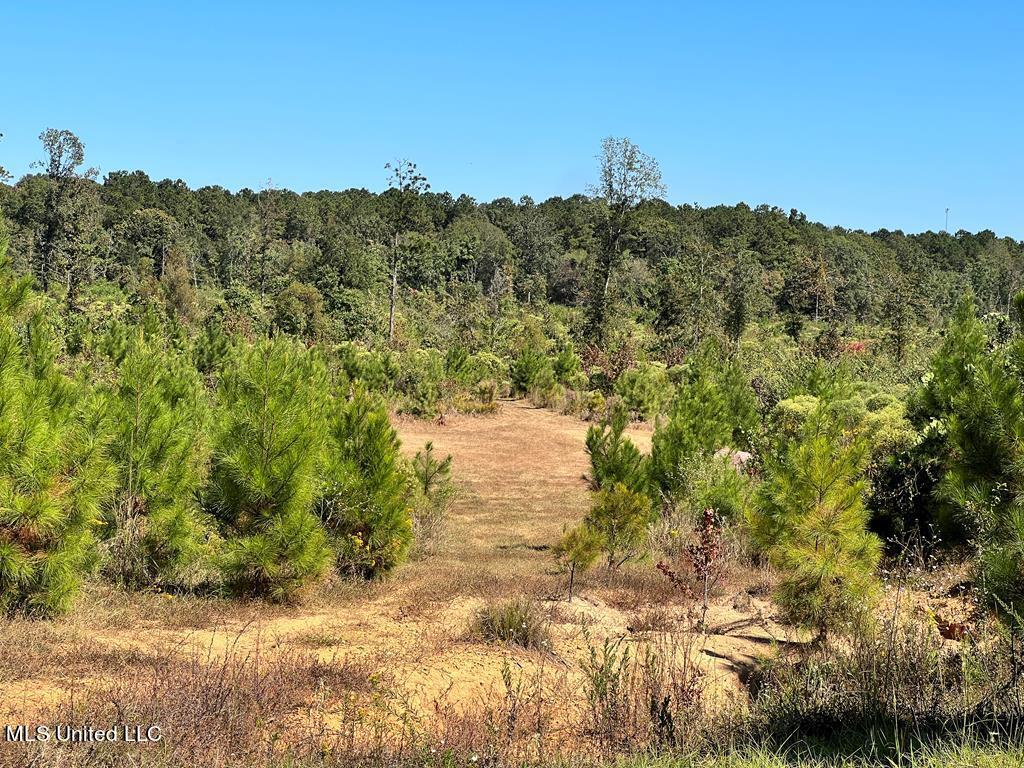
4;1;1022;237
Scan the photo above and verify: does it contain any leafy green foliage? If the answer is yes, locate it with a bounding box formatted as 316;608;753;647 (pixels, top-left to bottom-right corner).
916;295;1024;616
553;523;604;600
100;337;212;588
585;405;648;494
650;353;758;514
210;339;332;600
318;387;413;578
750;403;881;638
0;234;113;615
409;441;455;555
614;362;672;421
510;342;552;395
585;482;656;569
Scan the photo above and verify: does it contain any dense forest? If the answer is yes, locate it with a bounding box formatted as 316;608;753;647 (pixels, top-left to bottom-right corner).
2;129;1022;357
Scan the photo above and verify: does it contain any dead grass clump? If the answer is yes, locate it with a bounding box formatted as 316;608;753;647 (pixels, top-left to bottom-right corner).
71;582;261;632
742;612;1024;747
580;632;706;754
424;657;571;765
0;619;156;684
627;606;677;633
5;636;381;768
471;597;552;651
597;564;685;609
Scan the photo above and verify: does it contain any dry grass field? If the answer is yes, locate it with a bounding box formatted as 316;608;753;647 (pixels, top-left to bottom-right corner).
0;400;993;767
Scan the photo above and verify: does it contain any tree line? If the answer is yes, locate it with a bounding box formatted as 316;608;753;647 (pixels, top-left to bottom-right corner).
1;130;1021;356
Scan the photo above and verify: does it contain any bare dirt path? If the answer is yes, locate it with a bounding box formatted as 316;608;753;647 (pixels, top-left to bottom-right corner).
395;399;651;591
3;399;785;723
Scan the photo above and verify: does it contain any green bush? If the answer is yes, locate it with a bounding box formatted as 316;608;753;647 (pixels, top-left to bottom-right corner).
552;341;583;385
553;524;603;600
210;339;332;600
397;348;444;416
100;337;213;589
585;405;648;494
614;362;672;421
510;342;553;395
410;441;455;556
585;482;656;569
750;402;881;639
650;363;746;514
0;246;113;616
318;387;413;578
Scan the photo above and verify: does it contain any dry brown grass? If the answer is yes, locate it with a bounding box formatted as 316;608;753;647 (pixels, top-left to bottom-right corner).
9;399;984;767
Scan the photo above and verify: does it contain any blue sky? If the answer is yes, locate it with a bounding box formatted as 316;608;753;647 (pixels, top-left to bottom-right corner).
4;1;1022;237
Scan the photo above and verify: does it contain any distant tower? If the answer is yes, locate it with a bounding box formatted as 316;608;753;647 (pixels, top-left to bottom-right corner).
945;207;950;233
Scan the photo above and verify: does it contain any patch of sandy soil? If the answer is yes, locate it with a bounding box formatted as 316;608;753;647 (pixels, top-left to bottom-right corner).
0;400;776;727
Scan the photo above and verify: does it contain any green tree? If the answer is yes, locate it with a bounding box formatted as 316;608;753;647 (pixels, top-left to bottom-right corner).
587;137;665;342
317;387;413;577
919;294;1024;616
0;223;113;615
724;251;760;345
553;523;603;601
650;354;757;513
884;272;918;364
272;280;326;340
382;160;430;343
750;403;881;640
33;129;103;306
585;405;648;494
585;482;655;569
100;338;212;588
209;339;332;600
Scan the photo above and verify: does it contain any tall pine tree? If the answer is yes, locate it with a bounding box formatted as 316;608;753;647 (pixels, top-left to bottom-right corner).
0;220;113;615
209;338;332;600
100;337;212;588
317;387;413;578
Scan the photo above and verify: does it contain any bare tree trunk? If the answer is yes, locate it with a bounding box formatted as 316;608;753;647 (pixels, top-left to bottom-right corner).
388;233;398;342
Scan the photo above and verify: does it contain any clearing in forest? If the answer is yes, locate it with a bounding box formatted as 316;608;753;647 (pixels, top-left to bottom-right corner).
0;400;788;723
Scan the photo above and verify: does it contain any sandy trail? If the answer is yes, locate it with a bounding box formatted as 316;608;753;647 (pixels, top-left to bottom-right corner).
0;399;782;721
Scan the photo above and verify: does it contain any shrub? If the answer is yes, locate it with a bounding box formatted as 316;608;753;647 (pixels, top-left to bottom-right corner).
528;365;563;408
586;482;656;569
614;362;672;421
272;280;326;341
468;351;508;388
649;369;734;514
476;378;498;405
472;597;551;650
585;405;648;494
0;246;113;616
749;402;881;640
745;613;1023;742
100;338;213;589
552;341;583;385
410;441;455;555
510;343;552;395
553;524;603;601
194;314;231;375
397;348;444;416
318;387;413;578
209;339;332;600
